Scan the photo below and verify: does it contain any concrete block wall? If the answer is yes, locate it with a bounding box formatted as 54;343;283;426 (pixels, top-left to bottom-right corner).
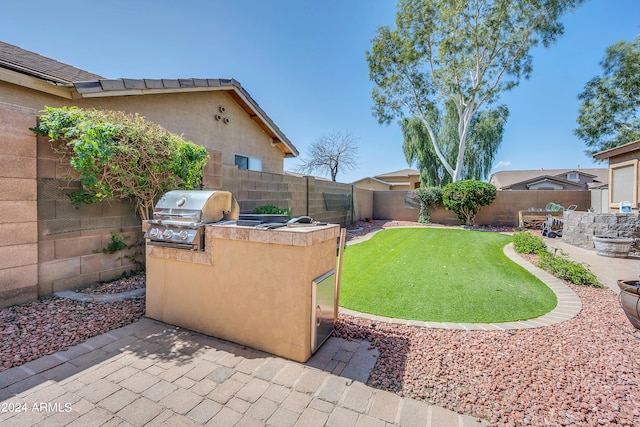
308;178;354;226
284;174;308;218
0;103;38;309
222;165;354;225
372;189;592;227
202;149;223;190
36;132;143;297
222;165;293;213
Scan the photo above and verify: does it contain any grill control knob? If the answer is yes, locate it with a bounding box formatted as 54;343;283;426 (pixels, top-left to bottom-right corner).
149;228;159;238
164;229;173;239
179;230;189;240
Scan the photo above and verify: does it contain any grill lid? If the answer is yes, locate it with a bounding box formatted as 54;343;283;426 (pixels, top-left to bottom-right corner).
152;190;238;224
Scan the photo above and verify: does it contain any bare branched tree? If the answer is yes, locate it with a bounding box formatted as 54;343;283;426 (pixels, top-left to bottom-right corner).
295;130;359;181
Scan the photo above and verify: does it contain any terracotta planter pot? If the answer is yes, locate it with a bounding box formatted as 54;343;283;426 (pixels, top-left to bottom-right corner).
593;236;633;258
618;280;640;330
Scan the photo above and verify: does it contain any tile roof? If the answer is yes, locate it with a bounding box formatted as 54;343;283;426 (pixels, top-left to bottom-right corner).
352;176;392;185
373;168;420;179
0;40;297;157
508;175;587;190
72;77;298;157
490;168;608;189
0;41;103;84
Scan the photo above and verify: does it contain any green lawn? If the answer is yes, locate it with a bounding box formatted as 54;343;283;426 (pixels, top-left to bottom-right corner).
340;228;557;323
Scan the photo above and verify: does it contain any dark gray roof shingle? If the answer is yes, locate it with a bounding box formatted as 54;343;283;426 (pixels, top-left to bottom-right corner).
0;41;298;157
0;41;104;84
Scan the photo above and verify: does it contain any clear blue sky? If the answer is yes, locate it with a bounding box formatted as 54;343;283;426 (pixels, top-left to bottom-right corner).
1;0;639;183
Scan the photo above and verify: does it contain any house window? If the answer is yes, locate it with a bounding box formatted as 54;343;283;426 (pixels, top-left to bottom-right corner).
567;172;579;182
234;154;262;172
609;160;638;208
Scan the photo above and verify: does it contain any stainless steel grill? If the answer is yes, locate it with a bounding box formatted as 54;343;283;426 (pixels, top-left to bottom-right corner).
144;190;239;251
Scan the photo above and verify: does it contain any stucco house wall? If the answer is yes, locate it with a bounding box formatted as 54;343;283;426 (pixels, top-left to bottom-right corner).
0;83;230;307
594;141;640;213
75;91;286;175
0;80;287;175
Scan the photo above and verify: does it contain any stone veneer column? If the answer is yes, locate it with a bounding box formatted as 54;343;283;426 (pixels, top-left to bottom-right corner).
562;211;640;252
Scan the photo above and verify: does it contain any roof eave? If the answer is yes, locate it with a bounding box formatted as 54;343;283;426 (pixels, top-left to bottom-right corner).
593;140;640;160
515;175;585;189
226;85;299;158
0;67;74;99
73;79;299;158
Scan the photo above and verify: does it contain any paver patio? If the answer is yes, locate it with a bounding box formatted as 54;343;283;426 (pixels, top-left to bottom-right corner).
0;318;485;426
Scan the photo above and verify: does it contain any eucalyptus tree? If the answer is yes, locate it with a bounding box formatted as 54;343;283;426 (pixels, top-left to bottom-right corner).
575;34;640;154
402;102;508;187
367;0;585;182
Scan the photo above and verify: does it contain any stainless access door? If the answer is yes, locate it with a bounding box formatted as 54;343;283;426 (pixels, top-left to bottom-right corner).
311;270;335;353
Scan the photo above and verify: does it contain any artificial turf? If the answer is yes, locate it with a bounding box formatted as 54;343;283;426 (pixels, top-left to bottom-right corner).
339;228;557;323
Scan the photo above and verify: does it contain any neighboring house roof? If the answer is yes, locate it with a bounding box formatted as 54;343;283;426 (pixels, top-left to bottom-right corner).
490;168;608;189
352;176;392;186
502;175;586;190
593;140;640;160
0;40;298;158
353;168;419;189
283;171;331;181
373;168;420;179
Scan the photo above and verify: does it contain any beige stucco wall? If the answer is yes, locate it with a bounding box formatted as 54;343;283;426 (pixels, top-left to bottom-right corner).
607;151;640;213
0;81;287;175
145;223;339;363
0;102;38;308
608;150;640;166
76;91;286;174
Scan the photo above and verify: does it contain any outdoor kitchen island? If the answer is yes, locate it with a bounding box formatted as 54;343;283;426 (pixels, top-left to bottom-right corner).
144;220;341;363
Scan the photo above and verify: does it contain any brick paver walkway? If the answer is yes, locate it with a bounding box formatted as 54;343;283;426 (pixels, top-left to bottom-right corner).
0;318;486;426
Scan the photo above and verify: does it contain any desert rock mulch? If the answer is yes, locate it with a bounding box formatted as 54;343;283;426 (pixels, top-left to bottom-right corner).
76;274;145;294
1;222;638;426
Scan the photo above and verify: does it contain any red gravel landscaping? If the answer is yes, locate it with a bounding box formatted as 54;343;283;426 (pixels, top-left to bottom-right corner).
335;280;640;426
1;222;638;426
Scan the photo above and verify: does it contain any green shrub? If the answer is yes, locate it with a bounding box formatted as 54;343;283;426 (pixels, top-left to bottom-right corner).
252;205;292;218
537;251;603;287
105;232;128;254
513;231;547;254
442;180;496;226
31;106;209;220
408;186;443;223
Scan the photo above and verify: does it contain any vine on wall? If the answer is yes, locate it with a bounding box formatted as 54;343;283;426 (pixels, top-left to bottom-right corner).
31;106;209;220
